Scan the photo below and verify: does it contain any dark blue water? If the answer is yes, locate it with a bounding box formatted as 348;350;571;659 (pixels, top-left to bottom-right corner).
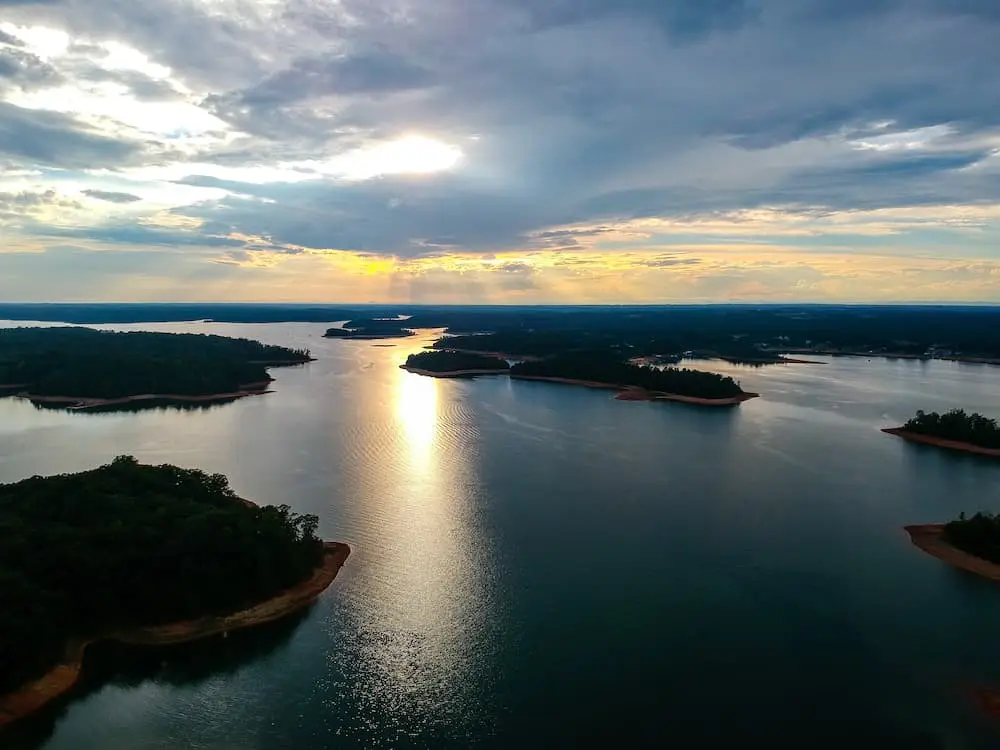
3;322;1000;749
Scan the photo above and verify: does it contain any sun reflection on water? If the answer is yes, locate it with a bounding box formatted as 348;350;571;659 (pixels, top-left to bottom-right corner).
394;368;439;473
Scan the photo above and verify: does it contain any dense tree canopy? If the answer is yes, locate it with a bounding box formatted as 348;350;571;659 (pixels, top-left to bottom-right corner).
0;457;323;693
0;327;311;400
324;318;415;339
4;304;1000;359
405;351;510;373
902;409;1000;449
945;513;1000;564
510;352;743;399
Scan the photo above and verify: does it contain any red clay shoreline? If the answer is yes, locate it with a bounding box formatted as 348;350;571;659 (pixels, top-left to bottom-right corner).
903;525;1000;582
903;527;1000;719
0;541;350;730
400;368;756;405
14;381;275;411
399;365;510;378
509;375;759;406
882;428;1000;458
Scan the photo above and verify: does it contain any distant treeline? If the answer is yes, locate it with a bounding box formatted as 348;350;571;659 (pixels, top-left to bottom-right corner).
945;512;1000;564
405;350;510;372
0;327;311;399
510;353;743;399
902;409;1000;449
0;457;323;693
4;305;1000;359
417;306;1000;360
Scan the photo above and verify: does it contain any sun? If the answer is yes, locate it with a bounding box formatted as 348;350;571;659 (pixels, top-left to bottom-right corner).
333;135;463;180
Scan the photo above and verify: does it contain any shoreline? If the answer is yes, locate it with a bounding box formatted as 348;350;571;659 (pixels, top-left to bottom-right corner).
903;524;1000;582
399;365;509;378
781;349;1000;366
0;541;350;730
431;347;542;361
509;375;758;406
15;381;275;411
324;333;415;340
882;428;1000;458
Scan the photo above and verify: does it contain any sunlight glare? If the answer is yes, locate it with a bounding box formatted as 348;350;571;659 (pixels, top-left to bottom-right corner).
395;368;439;471
331;136;463;180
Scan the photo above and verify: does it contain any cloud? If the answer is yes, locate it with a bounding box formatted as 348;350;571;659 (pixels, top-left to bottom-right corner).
0;101;138;168
0;0;999;301
82;189;142;203
0;189;82;222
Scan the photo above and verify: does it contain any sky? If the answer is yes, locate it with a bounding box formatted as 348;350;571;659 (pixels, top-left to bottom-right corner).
1;0;999;304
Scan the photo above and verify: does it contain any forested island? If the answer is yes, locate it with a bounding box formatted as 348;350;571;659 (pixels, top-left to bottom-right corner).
324;318;415;340
509;353;754;405
884;409;1000;457
0;327;311;410
0;456;348;728
402;350;511;377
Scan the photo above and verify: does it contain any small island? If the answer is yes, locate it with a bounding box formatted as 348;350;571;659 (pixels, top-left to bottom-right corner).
401;350;511;378
0;327;313;411
905;513;1000;582
509;353;756;406
0;456;349;729
324;318;415;340
883;409;1000;458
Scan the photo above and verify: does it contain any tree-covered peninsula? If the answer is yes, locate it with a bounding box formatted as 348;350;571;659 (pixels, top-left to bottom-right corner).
943;513;1000;565
895;409;1000;450
0;457;340;702
324;318;415;339
509;352;748;401
0;327;312;405
403;350;510;375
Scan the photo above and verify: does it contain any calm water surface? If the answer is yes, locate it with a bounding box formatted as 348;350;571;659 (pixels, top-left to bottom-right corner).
3;322;1000;749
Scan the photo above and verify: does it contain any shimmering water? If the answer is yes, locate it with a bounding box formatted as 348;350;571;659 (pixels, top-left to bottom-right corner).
4;321;1000;749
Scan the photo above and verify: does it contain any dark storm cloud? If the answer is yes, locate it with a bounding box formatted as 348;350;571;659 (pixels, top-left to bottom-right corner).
37;223;245;248
508;0;759;39
0;29;26;46
82;189;142;203
0;102;138;168
0;46;63;88
237;52;432;106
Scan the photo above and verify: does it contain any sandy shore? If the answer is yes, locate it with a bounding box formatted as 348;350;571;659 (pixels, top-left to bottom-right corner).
882;428;1000;458
0;542;350;729
400;365;509;378
20;381;274;411
903;524;1000;582
510;375;758;406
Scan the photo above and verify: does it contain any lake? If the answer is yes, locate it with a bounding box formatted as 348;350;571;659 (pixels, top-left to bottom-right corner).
3;321;1000;749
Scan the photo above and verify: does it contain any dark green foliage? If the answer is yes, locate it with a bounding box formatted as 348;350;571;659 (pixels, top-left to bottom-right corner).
510;352;743;399
944;512;1000;564
405;351;510;372
902;409;1000;449
0;327;311;400
434;331;591;357
0;457;323;693
3;305;1000;359
324;318;414;339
